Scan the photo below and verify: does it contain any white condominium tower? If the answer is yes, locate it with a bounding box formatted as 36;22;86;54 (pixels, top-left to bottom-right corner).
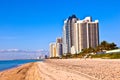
63;15;78;54
63;15;99;54
74;17;99;53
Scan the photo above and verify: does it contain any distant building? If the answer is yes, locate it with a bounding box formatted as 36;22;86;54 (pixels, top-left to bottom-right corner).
45;55;48;59
49;43;57;57
56;43;63;57
56;37;62;43
106;49;120;54
49;38;63;58
56;38;63;57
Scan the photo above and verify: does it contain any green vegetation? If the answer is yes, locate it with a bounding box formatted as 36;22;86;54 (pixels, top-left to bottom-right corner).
61;41;119;59
62;53;83;59
50;57;60;59
91;53;120;59
81;41;118;53
97;41;118;51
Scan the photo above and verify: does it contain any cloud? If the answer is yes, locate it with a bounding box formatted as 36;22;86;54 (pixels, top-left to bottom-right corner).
0;49;49;60
0;49;48;54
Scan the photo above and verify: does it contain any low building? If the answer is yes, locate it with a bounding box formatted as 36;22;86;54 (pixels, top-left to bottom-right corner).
49;37;63;58
106;49;120;54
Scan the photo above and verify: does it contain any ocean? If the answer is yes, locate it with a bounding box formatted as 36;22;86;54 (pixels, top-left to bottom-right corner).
0;59;42;71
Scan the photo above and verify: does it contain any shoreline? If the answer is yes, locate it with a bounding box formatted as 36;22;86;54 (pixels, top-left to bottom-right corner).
0;59;120;80
0;62;41;80
0;59;42;72
0;65;19;72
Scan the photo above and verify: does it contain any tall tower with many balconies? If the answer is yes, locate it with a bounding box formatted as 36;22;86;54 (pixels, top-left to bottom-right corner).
63;15;78;54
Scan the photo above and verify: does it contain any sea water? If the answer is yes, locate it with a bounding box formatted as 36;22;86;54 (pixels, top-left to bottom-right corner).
0;59;42;71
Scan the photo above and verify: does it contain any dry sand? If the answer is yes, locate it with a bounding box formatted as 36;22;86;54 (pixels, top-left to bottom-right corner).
0;59;120;80
44;59;120;80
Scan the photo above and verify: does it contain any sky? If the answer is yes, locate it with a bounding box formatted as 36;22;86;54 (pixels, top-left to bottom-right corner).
0;0;120;51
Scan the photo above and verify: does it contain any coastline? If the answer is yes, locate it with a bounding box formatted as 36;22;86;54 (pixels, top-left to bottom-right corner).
0;59;120;80
0;62;41;80
0;59;42;71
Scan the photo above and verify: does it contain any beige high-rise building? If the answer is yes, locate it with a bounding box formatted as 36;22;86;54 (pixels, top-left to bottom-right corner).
74;17;99;53
56;37;62;43
49;43;57;57
56;37;63;57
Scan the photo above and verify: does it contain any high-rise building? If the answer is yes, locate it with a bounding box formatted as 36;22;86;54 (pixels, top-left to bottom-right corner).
49;43;57;57
74;17;99;53
56;37;62;43
56;37;63;57
63;15;78;54
63;15;99;54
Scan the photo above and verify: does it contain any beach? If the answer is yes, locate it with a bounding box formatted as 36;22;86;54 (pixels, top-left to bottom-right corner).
0;62;41;80
0;59;120;80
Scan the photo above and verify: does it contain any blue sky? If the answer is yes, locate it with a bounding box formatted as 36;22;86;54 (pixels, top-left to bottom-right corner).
0;0;120;51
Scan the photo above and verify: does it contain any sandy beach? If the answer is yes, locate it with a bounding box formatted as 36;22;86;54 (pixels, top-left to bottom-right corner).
0;62;41;80
0;59;120;80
